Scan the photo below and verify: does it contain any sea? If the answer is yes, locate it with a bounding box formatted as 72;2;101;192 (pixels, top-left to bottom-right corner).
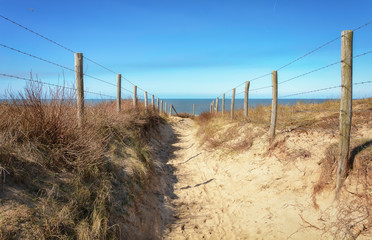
85;98;332;115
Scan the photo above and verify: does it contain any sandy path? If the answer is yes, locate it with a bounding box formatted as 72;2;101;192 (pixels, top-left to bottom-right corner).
161;117;370;239
162;117;318;239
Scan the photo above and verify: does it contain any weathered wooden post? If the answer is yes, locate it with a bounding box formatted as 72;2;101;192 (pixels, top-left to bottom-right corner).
222;93;225;115
212;100;215;113
269;71;278;139
193;104;195;116
116;74;121;113
157;98;159;113
231;88;235;119
144;91;148;113
170;104;173;116
134;87;138;107
216;97;219;113
152;95;155;111
244;81;250;118
165;102;168;115
75;53;84;127
210;103;213;113
160;100;163;114
336;30;353;193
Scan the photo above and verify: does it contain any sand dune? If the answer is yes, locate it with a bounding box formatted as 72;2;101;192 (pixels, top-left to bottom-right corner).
160;117;371;240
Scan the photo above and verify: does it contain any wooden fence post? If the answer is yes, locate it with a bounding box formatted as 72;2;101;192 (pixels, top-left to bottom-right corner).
210;103;212;113
231;88;235;119
216;97;219;113
222;93;225;115
193;104;195;116
170;104;173;116
336;30;353;193
244;81;250;118
152;95;155;111
133;85;137;108
165;102;168;115
157;98;159;113
75;53;84;127
212;100;215;113
144;91;148;113
269;71;278;139
116;74;121;113
160;100;163;114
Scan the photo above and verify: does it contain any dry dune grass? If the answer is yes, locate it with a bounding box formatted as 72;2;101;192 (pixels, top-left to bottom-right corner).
0;82;164;239
198;98;371;134
195;112;262;153
195;98;372;238
310;139;372;239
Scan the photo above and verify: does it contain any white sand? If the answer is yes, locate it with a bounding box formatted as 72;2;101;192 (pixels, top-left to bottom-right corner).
161;117;371;240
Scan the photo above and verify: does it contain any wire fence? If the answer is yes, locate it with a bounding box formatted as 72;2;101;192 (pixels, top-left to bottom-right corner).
215;20;372;100
204;22;372;184
1;14;371;118
0;14;165;113
2;14;371;189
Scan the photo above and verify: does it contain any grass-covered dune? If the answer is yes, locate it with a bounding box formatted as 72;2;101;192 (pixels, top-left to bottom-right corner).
0;82;167;239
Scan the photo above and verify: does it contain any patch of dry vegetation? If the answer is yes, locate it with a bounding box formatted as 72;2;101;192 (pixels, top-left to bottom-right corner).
0;82;165;239
311;139;372;239
195;112;262;153
195;98;372;239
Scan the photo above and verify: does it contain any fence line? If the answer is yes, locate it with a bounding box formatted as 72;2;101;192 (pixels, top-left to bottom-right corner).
200;27;371;193
0;16;170;127
216;20;371;99
0;43;137;95
0;14;157;100
0;73;116;99
2;14;372;190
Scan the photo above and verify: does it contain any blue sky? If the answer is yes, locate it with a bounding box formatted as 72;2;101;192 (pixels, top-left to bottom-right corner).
0;0;371;99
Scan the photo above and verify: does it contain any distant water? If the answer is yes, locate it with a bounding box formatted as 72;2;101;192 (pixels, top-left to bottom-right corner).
84;98;332;115
1;98;331;116
159;99;330;115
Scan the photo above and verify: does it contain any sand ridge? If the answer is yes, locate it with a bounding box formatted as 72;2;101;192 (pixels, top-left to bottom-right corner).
161;116;371;240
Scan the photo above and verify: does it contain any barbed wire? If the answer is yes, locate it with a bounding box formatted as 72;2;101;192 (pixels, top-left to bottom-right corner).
279;60;340;85
0;43;75;72
245;49;372;95
251;85;272;92
0;73;116;98
280;85;341;98
353;21;372;31
218;72;272;97
276;37;341;71
0;43;135;94
217;36;340;96
275;50;371;86
216;20;372;98
280;80;372;98
354;50;372;59
2;14;371;101
353;80;372;86
0;14;153;97
84;56;117;75
0;15;75;53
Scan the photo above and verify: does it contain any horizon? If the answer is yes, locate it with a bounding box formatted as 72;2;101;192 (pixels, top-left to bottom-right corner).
1;0;371;99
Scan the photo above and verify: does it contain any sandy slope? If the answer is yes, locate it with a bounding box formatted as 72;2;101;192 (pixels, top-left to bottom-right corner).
161;117;371;240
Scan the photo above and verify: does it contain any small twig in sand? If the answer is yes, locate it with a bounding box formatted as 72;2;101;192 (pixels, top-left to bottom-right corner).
0;166;10;190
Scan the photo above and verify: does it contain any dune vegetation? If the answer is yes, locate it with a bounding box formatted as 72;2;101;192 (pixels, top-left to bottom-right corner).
0;82;166;239
193;98;372;239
